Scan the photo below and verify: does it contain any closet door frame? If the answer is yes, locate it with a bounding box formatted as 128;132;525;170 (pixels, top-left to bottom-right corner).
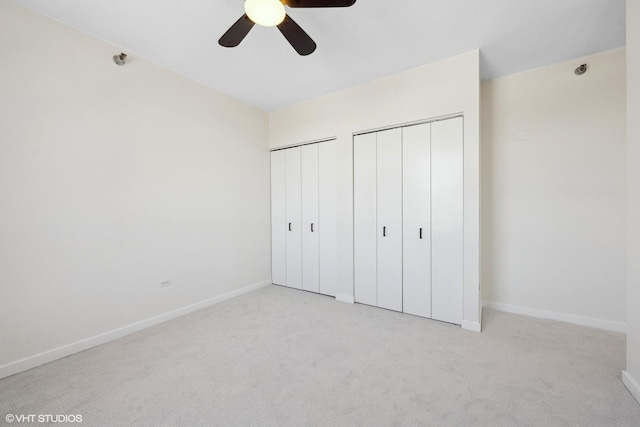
352;114;465;324
270;138;338;295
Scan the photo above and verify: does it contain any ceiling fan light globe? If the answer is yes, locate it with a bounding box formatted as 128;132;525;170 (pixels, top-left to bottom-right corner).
244;0;286;27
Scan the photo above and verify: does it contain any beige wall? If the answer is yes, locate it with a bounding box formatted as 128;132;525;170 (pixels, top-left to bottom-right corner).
269;51;481;330
624;0;640;402
0;1;271;374
481;49;627;330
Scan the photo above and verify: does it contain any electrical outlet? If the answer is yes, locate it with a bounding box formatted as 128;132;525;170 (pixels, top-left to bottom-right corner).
160;279;172;288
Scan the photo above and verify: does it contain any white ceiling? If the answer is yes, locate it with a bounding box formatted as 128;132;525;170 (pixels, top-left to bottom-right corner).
13;0;625;111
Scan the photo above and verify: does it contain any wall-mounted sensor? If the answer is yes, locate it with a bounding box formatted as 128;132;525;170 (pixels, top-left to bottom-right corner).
574;64;587;75
113;53;127;66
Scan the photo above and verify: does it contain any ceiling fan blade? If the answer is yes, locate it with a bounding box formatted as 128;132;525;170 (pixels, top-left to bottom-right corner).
219;14;255;47
277;14;317;56
283;0;356;7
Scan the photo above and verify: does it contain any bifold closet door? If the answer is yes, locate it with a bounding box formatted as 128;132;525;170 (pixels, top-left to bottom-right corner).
318;140;338;296
271;150;287;286
402;123;431;318
376;128;403;312
431;117;463;324
285;147;302;289
301;144;320;293
354;133;377;306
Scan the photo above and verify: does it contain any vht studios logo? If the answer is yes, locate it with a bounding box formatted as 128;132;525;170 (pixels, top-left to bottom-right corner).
5;414;83;423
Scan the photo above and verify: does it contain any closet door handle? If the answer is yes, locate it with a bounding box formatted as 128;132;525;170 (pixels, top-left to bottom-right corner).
383;226;386;237
311;223;314;232
289;223;292;231
419;228;423;239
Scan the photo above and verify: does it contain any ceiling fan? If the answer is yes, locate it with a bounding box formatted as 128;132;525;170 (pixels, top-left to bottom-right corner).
219;0;357;56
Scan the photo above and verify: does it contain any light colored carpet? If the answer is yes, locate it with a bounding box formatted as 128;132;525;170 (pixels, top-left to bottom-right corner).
0;285;638;426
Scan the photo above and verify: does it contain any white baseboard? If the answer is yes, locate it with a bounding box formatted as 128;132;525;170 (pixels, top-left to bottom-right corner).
622;370;640;404
483;301;626;333
0;280;271;380
461;320;482;332
336;294;355;304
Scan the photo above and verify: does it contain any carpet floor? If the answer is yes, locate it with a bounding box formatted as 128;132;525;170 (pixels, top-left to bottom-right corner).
1;285;638;426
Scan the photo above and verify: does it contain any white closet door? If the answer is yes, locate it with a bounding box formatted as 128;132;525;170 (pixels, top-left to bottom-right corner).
377;128;403;312
431;117;463;324
301;144;320;293
402;123;432;318
271;150;287;286
354;133;377;306
285;147;302;289
318;140;338;296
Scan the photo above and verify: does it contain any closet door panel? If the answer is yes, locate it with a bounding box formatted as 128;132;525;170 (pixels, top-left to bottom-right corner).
318;140;338;297
354;133;377;306
301;144;320;293
271;150;287;286
377;128;403;312
431;117;464;324
402;123;432;318
285;147;302;289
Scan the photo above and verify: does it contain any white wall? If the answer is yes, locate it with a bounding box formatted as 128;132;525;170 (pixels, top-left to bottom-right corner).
0;1;271;375
269;51;481;330
624;0;640;402
481;49;627;331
